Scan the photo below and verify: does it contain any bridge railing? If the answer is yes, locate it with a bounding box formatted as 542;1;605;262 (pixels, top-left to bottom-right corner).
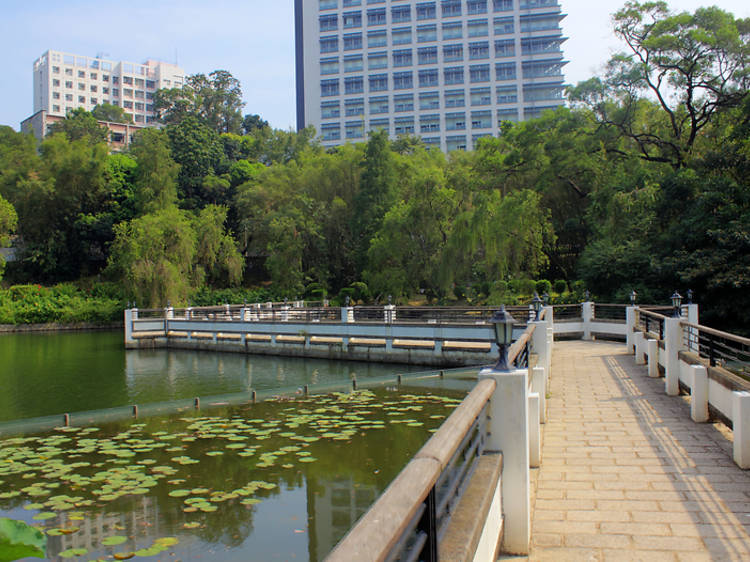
627;305;750;468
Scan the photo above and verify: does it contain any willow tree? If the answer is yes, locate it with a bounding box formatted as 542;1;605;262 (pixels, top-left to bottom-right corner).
0;195;17;281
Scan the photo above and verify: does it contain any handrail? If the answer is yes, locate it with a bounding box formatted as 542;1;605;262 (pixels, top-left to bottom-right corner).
509;324;535;366
681;321;750;347
327;378;497;562
638;308;668;321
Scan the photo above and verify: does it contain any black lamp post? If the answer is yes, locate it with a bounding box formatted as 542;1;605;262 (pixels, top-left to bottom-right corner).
671;291;683;318
542;292;550;306
686;289;693;304
532;292;543;321
630;290;637;306
490;305;516;371
345;295;350;307
584;290;590;302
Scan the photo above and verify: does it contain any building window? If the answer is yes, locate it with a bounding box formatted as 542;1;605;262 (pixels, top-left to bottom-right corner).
135;102;146;111
469;41;490;59
442;0;461;17
321;36;339;53
392;27;412;45
103;75;110;82
420;114;441;132
345;120;364;139
52;66;60;73
471;110;492;128
343;11;362;28
321;124;341;141
522;60;564;78
496;62;517;80
321;58;340;75
78;70;85;78
368;52;388;69
65;94;73;101
102;87;110;95
112;77;119;85
522;37;564;55
493;0;513;11
134;114;144;123
418;46;438;64
394;94;414;112
498;108;519;123
468;19;489;37
52;79;60;86
445;90;465;107
420;91;440;109
344;55;364;72
320;15;338;31
444;66;464;85
90;85;98;92
470;87;492;106
124;88;133;97
53;104;60;112
442;22;462;39
446;135;467;151
321;79;340;97
417;2;437;20
123;101;133;109
64;68;73;76
123;76;133;85
494;16;514;34
394;117;415;135
443;44;463;62
468;1;488;14
392;5;411;23
112;88;119;97
369;96;389;113
146;80;155;89
78;83;85;90
344;33;363;50
392;49;413;67
321;101;341;119
495;39;515;57
367;8;386;26
523;84;564;101
345;76;364;94
417;24;437;42
470;64;490;83
418;69;439;87
520;15;560;32
368;30;387;48
320;0;338;9
52;92;60;99
345;98;365;116
65;81;73;89
520;0;558;8
369;118;390;134
393;71;413;89
446;113;466;130
343;0;362;6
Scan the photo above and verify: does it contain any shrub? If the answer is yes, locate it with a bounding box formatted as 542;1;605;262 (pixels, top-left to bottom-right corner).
553;279;568;294
350;282;370;303
535;279;552;295
509;278;536;296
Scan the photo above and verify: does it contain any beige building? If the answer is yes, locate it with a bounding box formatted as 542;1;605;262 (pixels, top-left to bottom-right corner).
23;50;186;145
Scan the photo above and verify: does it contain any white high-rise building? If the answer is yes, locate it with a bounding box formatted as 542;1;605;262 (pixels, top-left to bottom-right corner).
295;0;567;151
23;50;186;144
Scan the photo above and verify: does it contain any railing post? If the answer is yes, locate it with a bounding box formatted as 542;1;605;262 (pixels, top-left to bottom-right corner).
634;332;646;365
124;309;134;346
478;367;529;555
341;306;354;323
664;317;682;396
690;365;709;422
385;304;396;324
528;392;540;468
733;391;750;469
582;301;594;340
647;339;659;378
626;306;636;354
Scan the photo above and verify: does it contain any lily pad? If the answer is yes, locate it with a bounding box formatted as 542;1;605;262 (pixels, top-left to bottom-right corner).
101;535;128;546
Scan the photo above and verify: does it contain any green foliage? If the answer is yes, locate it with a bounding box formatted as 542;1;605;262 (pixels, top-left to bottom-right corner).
0;284;124;325
48;108;109;145
91;103;132;124
0;195;17;282
0;517;46;560
129;128;179;214
553;280;568;294
535;280;552;295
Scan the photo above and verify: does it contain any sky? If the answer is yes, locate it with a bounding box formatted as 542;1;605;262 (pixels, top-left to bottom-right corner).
0;0;748;131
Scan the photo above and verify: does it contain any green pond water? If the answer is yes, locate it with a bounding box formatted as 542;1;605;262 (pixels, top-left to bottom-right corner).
0;332;475;561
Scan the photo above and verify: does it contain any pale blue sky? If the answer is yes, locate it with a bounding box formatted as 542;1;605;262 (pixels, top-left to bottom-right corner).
0;0;747;131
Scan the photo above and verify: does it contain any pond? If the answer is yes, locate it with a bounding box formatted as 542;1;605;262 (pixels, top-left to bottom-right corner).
0;332;477;561
0;331;428;423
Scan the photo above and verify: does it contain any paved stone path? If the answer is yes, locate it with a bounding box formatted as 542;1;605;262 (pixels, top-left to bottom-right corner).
527;340;750;561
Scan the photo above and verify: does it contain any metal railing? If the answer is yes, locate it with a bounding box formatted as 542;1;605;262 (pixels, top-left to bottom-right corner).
682;322;750;377
593;304;627;322
552;304;582;322
327;378;497;562
637;309;667;341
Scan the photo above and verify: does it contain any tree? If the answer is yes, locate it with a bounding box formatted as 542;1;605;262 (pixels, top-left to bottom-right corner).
569;1;750;168
242;114;269;134
0;195;17;281
129;128;179;214
192;205;244;287
48;108;109;144
91;103;133;124
352;130;397;272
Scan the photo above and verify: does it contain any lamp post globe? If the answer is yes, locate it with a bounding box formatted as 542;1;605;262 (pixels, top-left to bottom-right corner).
532;292;543;321
630;290;637;306
490;305;516;371
671;291;683;318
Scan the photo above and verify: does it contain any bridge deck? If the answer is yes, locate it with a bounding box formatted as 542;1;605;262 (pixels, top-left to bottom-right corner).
526;340;750;561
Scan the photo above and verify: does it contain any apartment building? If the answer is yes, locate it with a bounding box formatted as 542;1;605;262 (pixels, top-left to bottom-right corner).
23;50;185;143
295;0;568;151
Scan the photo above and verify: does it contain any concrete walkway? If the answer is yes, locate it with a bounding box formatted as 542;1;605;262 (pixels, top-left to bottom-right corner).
528;340;750;561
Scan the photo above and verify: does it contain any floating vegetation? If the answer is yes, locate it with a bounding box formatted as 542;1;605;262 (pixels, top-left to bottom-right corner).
0;388;462;560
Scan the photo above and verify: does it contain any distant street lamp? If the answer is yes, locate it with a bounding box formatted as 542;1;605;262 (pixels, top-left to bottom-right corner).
630;290;637;306
490;305;516;371
542;292;550;306
532;292;543;321
584;290;591;302
671;291;683;318
686;289;694;304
